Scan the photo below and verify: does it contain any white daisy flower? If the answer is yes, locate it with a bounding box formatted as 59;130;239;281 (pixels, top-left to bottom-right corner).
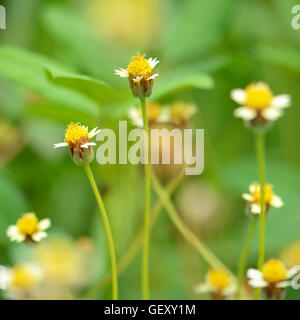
231;82;290;124
54;123;100;165
242;183;283;215
115;53;159;99
247;259;299;298
128;102;164;128
1;263;43;299
7;213;51;243
195;269;236;300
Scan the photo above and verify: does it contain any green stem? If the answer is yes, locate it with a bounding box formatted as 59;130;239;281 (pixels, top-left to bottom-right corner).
235;218;257;299
254;132;266;300
151;172;230;273
141;97;151;300
83;169;185;299
84;164;118;300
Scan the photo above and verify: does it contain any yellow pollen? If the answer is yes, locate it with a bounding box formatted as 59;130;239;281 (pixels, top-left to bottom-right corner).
245;83;273;110
127;53;152;79
262;259;287;283
17;213;39;236
207;270;231;290
11;265;39;288
64;123;89;146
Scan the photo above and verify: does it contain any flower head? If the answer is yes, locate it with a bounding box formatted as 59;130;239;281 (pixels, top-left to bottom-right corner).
247;259;299;299
54;123;100;166
7;213;51;243
231;82;290;129
281;241;300;268
195;269;236;300
115;53;159;98
1;263;43;299
242;183;283;215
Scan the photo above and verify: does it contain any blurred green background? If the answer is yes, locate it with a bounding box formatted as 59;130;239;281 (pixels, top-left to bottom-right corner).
0;0;300;299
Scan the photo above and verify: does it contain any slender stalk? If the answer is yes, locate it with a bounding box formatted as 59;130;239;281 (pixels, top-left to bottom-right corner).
151;172;230;273
84;169;185;299
84;164;118;300
254;132;266;300
140;97;151;300
235;218;257;299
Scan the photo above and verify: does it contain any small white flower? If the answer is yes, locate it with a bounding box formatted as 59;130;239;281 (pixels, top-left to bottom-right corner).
242;182;283;215
231;82;291;123
194;269;236;299
247;259;299;290
7;213;51;243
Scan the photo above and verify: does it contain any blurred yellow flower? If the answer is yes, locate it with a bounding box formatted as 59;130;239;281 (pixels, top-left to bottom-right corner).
231;82;290;123
280;241;300;268
242;183;283;214
115;53;159;98
2;263;43;299
35;237;92;290
129;102;163;127
195;269;236;299
7;213;51;243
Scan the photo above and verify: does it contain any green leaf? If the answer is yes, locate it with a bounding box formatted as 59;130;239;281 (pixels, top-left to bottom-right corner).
255;44;300;73
46;69;120;105
152;70;214;100
0;172;28;244
0;46;100;117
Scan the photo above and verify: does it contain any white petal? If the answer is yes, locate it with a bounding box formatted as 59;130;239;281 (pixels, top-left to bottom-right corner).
250;183;259;193
148;73;159;80
128;108;143;127
148;57;159;69
31;231;47;242
194;283;211;294
249;278;268;288
261;107;283;121
223;283;237;296
6;226;25;242
234;106;257;121
88;127;101;139
242;193;254;202
287;266;300;278
115;68;129;78
247;268;263;280
272;94;291;109
81;142;96;149
38;219;51;231
231;89;246;104
251;203;261;214
270;195;283;208
276;280;291;288
133;76;143;83
54;142;68;149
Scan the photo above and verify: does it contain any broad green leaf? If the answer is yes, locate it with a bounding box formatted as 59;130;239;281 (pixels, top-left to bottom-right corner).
0;46;100;117
0;172;28;244
46;69;121;105
255;44;300;73
152;70;214;100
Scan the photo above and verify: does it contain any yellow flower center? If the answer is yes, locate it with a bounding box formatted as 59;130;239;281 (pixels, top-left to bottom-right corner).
253;184;274;205
17;213;39;236
127;53;152;79
245;83;273;110
262;259;287;283
64;123;89;146
138;102;161;122
11;265;39;289
207;270;231;290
